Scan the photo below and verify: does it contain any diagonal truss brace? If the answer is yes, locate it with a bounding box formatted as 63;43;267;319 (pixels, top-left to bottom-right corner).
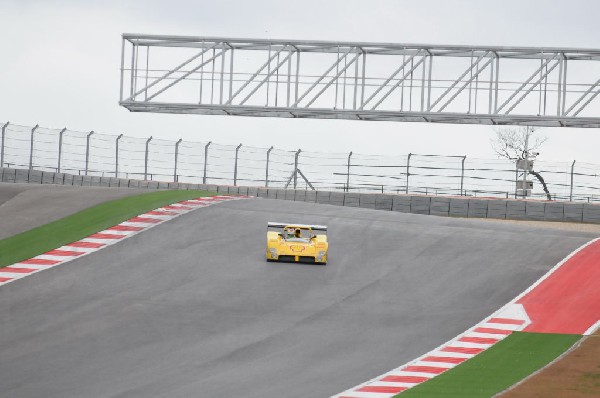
564;77;600;116
125;42;221;102
240;47;294;105
370;54;427;111
292;47;355;107
437;55;495;112
146;48;226;102
305;49;360;108
226;45;290;105
428;51;491;112
361;50;425;110
496;53;560;114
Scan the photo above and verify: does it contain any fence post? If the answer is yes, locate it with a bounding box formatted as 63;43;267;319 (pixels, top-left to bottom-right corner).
29;124;39;170
460;155;466;196
570;160;576;201
293;149;301;189
115;134;123;178
85;130;94;175
203;141;212;184
174;138;182;182
1;121;8;168
265;146;273;187
144;136;152;181
346;151;353;192
57;127;66;173
234;143;242;186
405;153;412;194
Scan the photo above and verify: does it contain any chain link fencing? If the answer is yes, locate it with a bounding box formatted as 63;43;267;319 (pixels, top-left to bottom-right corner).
1;121;599;203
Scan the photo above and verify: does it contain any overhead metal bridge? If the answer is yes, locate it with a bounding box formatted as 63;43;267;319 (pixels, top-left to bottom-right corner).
119;34;600;128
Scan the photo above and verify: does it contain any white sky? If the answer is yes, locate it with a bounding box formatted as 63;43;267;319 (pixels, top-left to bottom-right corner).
1;0;600;163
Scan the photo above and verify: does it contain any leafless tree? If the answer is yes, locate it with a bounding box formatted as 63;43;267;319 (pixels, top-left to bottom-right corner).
491;126;552;200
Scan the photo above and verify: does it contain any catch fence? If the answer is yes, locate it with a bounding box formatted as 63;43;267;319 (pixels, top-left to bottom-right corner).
1;121;599;203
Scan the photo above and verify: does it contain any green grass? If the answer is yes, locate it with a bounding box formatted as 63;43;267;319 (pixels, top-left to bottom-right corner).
0;190;218;268
396;332;581;398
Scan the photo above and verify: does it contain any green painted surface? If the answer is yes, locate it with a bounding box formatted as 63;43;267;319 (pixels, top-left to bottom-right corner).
0;190;216;268
396;332;581;398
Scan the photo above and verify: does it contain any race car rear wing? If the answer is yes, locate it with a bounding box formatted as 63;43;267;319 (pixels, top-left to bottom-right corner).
267;222;327;231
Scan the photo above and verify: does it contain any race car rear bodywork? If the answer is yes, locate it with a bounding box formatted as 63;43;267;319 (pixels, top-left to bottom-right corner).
266;222;328;265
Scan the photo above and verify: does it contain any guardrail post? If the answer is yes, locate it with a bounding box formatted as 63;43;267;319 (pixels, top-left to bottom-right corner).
115;134;123;177
174;138;182;182
29;124;39;170
460;155;466;196
293;149;301;189
144;136;152;180
1;121;8;168
405;153;412;194
570;160;576;201
203;141;211;184
265;146;273;187
57;127;66;173
85;130;94;175
346;151;353;192
234;143;242;186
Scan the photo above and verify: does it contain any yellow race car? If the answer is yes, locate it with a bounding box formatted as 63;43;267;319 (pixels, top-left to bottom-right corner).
266;222;328;265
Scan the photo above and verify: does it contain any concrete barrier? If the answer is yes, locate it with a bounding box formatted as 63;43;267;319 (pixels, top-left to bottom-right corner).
3;167;599;224
430;197;450;216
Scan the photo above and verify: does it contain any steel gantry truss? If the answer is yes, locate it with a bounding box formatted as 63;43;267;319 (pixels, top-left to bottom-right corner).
119;34;600;127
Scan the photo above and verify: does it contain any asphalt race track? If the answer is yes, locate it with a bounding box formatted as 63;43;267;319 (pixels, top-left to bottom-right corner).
0;197;596;398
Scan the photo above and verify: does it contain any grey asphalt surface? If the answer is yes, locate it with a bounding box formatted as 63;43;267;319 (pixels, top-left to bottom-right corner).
0;183;146;239
0;197;597;398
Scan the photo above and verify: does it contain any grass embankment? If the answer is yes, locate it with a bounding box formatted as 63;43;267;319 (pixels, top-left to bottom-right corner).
0;190;216;268
396;332;581;398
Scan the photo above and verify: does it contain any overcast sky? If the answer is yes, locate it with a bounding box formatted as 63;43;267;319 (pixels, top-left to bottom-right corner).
2;0;600;163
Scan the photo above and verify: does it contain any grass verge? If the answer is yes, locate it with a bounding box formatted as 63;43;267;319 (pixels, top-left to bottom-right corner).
0;190;217;268
396;332;581;398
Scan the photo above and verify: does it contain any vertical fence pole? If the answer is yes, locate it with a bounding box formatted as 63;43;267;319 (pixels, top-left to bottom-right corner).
265;146;273;187
234;143;242;186
293;149;301;189
1;122;9;168
85;131;94;175
203;141;212;184
144;136;152;181
28;124;40;170
346;151;353;192
405;153;412;194
57;127;66;173
174;138;182;182
115;134;123;178
570;160;576;201
460;155;466;196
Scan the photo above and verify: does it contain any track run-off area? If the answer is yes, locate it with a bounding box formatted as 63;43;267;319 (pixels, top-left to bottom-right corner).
0;185;599;398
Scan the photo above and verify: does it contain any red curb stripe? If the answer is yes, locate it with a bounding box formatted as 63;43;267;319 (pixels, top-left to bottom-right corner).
440;346;485;355
459;336;500;345
422;356;468;364
146;210;177;216
0;267;38;274
0;277;12;282
488;317;525;325
44;250;84;257
474;327;513;335
163;205;192;211
180;200;204;205
66;241;105;248
381;375;430;383
402;365;448;374
19;258;61;265
88;233;126;239
357;386;408;393
127;217;160;224
108;225;145;232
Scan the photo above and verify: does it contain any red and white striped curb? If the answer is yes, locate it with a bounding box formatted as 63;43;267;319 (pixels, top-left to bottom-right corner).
0;195;246;287
333;237;600;398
